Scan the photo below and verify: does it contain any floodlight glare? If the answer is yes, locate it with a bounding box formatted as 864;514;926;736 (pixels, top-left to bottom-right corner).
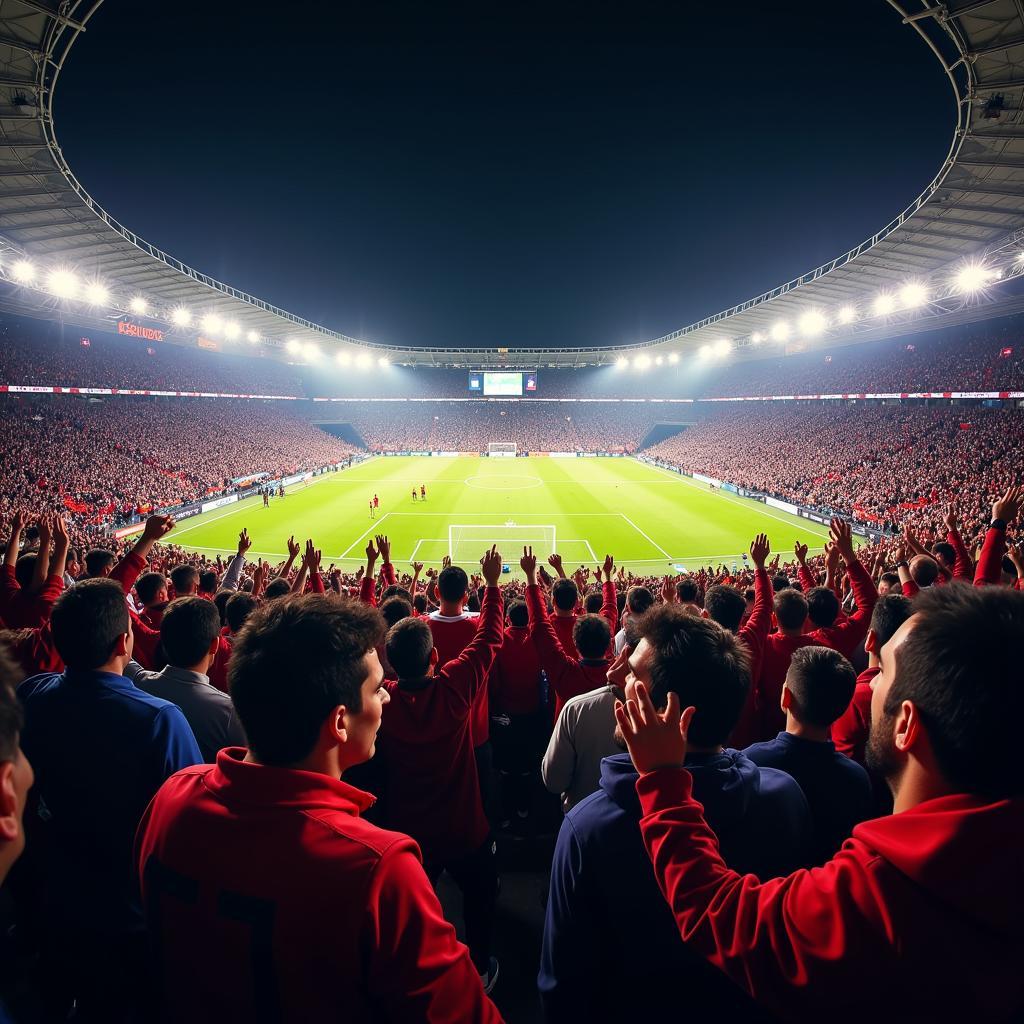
224;321;241;340
713;339;732;358
171;307;191;327
378;356;390;367
129;297;148;315
634;354;652;370
355;353;372;369
336;351;352;366
84;282;109;306
655;355;664;366
668;352;680;364
303;342;320;360
11;259;34;283
798;310;828;338
836;305;857;325
698;344;713;359
246;330;260;343
46;269;79;299
900;282;928;309
872;293;896;316
751;332;765;344
201;314;223;335
955;263;993;293
285;339;301;355
615;356;629;369
770;321;790;342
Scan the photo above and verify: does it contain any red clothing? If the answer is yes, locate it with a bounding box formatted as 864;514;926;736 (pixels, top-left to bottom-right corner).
129;608;163;670
1;619;61;676
139;603;167;631
831;667;878;765
427;609;489;745
207;635;233;694
551;614;579;661
136;748;499;1023
806;559;877;660
380;587;503;863
756;633;824;741
636;767;1024;1022
729;568;773;748
489;624;543;716
975;524;1006;586
0;566;64;629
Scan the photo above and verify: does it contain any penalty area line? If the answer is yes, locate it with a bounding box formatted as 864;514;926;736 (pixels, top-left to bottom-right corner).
619;513;673;560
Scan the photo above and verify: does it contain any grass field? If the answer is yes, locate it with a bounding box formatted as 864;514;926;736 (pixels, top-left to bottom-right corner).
170;456;838;576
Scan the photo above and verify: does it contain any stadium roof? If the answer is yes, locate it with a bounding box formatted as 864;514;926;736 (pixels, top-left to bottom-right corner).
0;0;1022;368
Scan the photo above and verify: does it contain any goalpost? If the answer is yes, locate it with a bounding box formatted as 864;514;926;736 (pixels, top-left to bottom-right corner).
487;442;517;458
448;524;556;563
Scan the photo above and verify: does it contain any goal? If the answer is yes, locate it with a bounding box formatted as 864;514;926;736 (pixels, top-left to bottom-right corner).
488;442;517;458
448;523;556;563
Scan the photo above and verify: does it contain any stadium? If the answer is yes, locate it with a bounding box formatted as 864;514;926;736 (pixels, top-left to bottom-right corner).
0;0;1022;1021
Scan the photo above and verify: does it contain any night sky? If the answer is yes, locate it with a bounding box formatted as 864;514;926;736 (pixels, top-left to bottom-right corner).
55;1;952;349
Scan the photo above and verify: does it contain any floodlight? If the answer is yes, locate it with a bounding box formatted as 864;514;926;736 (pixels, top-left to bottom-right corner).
798;310;828;338
129;296;148;315
246;330;260;343
751;332;765;344
900;282;928;309
11;259;34;283
46;269;79;299
378;356;390;367
872;293;896;316
285;339;301;354
770;321;790;342
668;352;679;364
336;351;352;366
713;339;732;358
83;281;109;306
201;314;223;335
955;263;993;293
615;356;629;369
698;344;712;359
655;355;664;366
634;354;652;369
836;305;857;325
171;307;191;327
303;342;320;360
355;352;372;369
224;321;241;340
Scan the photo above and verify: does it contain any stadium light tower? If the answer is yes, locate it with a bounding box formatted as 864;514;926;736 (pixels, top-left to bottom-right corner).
11;259;35;282
634;354;652;369
129;296;148;315
954;262;995;294
900;282;928;309
171;307;191;327
46;269;79;299
84;281;109;305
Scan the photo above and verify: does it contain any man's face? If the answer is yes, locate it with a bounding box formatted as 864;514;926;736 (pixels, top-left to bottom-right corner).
341;650;389;768
0;743;34;882
865;615;917;782
613;638;655;749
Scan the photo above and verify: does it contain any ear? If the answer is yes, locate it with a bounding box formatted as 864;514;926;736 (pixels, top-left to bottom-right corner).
892;699;921;756
327;704;348;746
207;635;221;661
0;761;19;842
780;683;793;713
865;629;878;656
429;648;439;668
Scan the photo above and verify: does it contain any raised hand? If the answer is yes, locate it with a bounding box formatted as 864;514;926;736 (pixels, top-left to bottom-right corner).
442;555;451;570
547;552;565;577
749;533;770;569
1008;542;1024;575
364;538;379;566
375;535;391;563
602;554;615;581
286;536;300;560
411;561;424;576
661;575;676;603
614;682;695;775
592;567;602;584
943;501;959;535
794;541;808;565
520;545;538;582
993;484;1024;525
237;529;252;556
480;545;502;586
829;517;856;561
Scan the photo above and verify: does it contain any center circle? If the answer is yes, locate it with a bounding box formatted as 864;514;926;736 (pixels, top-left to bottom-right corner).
463;474;544;491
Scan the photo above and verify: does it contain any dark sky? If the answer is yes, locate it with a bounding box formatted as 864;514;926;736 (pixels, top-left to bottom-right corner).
55;1;952;349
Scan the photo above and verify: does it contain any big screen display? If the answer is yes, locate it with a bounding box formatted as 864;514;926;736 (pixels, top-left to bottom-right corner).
483;371;523;396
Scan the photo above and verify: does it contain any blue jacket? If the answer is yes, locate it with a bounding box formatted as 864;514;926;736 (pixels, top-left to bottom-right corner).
17;669;202;934
744;731;874;864
539;750;808;1020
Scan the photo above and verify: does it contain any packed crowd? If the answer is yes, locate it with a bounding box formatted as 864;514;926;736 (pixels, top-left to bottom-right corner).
0;473;1021;1021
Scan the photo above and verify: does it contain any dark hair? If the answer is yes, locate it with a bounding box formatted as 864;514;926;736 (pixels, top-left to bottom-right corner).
879;571;900;591
412;593;427;614
704;584;745;634
806;586;840;629
386;617;435;678
910;555;939;588
932;542;955;568
160;597;220;668
639;606;750;747
84;548;115;577
885;584;1024;797
264;578;291;600
743;588;755;603
229;595;384;765
676;579;700;604
869;593;913;647
774;588;808;631
437;565;468;603
573;614;611;660
626;586;655;615
381;584;411;603
583;591;603;613
551;578;578;612
379;595;412;628
784;646;856;728
198;570;218;594
135;571;167;606
771;573;791;593
225;592;257;634
14;553;37;589
213;589;232;624
507;600;528;628
0;641;23;763
51;578;129;670
170;564;199;595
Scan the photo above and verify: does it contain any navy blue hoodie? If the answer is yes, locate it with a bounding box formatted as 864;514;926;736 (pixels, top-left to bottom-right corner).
538;750;810;1020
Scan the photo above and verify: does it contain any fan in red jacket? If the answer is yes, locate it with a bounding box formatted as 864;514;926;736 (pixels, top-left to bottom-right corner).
136;593;500;1023
0;512;69;629
523;551;617;718
616;572;1024;1023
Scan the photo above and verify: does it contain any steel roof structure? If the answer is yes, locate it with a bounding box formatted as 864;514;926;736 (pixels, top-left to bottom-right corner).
0;0;1021;368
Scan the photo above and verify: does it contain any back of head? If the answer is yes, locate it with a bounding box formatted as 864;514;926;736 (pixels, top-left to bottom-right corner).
225;592;257;634
385;616;435;679
583;591;603;614
784;646;856;728
51;578;129;670
170;564;199;596
806;586;840;629
198;570;218;595
932;541;955;569
507;599;528;629
0;640;23;763
160;596;220;669
135;571;166;607
213;589;231;624
264;578;291;600
412;593;428;615
909;554;939;588
886;583;1024;797
379;595;413;628
381;584;411;603
572;613;612;660
229;595;384;765
774;588;808;631
870;593;913;647
437;565;468;604
84;548;115;578
626;586;655;616
638;605;750;747
676;578;700;604
551;578;578;613
772;573;791;593
704;584;746;634
14;553;36;589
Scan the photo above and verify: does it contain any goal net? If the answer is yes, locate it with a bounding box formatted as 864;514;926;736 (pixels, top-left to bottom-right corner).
488;442;517;457
448;523;556;563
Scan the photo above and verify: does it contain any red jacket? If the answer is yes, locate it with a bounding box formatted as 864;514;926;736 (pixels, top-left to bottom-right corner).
832;667;877;765
1;619;62;677
756;633;824;741
426;611;488;745
0;565;64;629
552;614;579;661
379;587;504;864
636;767;1024;1022
490;624;543;716
728;568;773;748
136;748;500;1023
806;559;877;660
207;635;233;694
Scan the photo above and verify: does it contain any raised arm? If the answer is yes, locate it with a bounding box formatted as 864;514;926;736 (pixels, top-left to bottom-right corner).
3;510;25;572
738;534;773;657
377;535;396;587
794;542;817;593
221;529;251;592
522;547;578;689
290;539;314;594
943;503;973;580
111;514;175;593
274;535;300;581
359;538;379;606
29;515;52;593
600;554;618;633
975;485;1022;586
830;518;877;633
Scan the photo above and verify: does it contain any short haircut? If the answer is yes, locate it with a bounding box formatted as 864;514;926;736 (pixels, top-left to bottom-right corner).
704;584;745;634
626;586;655;615
870;593;913;647
386;617;435;678
573;614;612;660
879;571;900;591
412;593;427;614
774;588;808;631
772;573;791;593
583;591;603;613
886;584;1024;797
170;564;199;595
910;555;939;588
676;579;700;604
225;592;257;634
135;571;167;606
639;606;750;747
160;597;220;668
213;590;232;624
806;586;840;629
51;578;129;670
932;542;955;567
0;641;23;763
84;549;115;577
229;595;384;765
551;578;578;612
381;584;411;603
507;600;528;628
784;646;856;728
264;578;291;600
198;570;218;594
437;565;468;603
14;553;37;589
379;595;412;628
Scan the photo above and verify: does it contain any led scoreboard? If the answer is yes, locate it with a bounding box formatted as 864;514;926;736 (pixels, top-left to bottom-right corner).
467;371;538;396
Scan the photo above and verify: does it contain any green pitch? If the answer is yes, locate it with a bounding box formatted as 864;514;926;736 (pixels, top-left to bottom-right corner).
171;456;838;576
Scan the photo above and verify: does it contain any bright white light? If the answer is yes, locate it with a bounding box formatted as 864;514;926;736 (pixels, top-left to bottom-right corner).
770;321;790;342
355;352;372;369
615;356;629;369
303;342;320;360
246;330;260;343
285;339;301;355
129;297;148;315
336;351;352;366
655;355;664;366
46;269;79;299
634;354;652;370
836;305;857;325
798;310;828;338
224;321;241;340
171;307;191;327
955;262;994;293
900;282;928;309
713;339;732;358
668;352;679;364
873;293;896;316
11;259;34;283
83;281;109;306
378;356;390;367
201;314;223;335
751;332;765;345
698;344;713;359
